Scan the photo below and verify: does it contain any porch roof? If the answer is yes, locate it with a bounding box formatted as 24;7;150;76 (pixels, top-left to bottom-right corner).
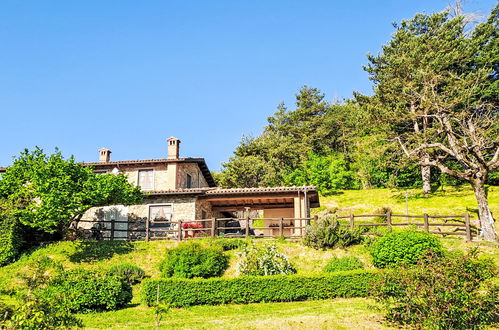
147;186;320;210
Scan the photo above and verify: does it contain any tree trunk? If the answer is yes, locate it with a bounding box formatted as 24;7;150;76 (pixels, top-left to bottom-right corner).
472;181;497;242
421;155;431;197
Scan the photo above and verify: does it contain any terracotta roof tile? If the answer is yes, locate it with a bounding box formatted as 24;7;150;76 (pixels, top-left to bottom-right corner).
147;186;317;196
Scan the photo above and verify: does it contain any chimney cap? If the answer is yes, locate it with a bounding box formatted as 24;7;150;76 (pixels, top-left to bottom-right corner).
166;136;180;142
99;148;111;162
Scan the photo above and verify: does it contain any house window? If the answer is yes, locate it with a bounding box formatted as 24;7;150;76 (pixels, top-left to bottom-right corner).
138;169;154;190
149;204;173;228
186;174;192;188
201;210;207;219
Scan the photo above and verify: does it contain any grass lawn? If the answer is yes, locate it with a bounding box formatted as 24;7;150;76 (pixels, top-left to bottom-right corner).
319;186;499;233
78;298;386;330
320;186;499;217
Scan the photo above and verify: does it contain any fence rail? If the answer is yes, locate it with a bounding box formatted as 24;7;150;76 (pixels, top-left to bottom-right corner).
75;212;479;242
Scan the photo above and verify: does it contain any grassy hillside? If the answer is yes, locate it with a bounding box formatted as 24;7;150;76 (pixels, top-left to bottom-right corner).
319;186;499;217
1;237;497;329
318;186;499;233
1;186;498;329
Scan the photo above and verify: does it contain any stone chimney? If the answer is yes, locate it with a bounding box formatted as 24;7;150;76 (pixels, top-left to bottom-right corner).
167;137;180;159
99;148;111;162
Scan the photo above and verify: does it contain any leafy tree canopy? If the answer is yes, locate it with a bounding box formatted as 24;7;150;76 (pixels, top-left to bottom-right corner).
0;147;142;233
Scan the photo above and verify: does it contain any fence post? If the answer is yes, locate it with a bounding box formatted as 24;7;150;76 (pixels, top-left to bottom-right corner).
349;214;355;230
423;213;429;232
279;217;284;238
177;220;182;242
145;219;150;242
464;213;472;241
245;216;250;238
110;218;115;241
211;218;216;238
387;211;392;230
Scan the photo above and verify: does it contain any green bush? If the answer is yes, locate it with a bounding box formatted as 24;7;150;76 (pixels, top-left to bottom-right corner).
159;242;229;279
0;208;23;266
108;263;145;284
3;257;82;329
143;269;380;307
303;215;365;250
210;238;248;251
44;269;132;312
373;250;498;329
370;229;443;268
237;243;296;276
0;301;13;324
324;256;364;272
372;206;391;223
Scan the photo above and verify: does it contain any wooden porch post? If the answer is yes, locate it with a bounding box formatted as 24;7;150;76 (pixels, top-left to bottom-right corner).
177;220;182;242
211;218;216;238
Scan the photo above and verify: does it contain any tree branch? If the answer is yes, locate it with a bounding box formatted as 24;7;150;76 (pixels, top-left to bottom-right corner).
488;147;499;170
420;159;471;180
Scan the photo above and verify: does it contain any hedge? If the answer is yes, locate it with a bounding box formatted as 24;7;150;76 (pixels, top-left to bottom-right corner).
143;269;380;307
43;269;132;312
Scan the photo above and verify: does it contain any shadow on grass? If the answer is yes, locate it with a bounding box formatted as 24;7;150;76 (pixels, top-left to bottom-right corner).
466;207;479;217
69;240;134;263
322;190;345;197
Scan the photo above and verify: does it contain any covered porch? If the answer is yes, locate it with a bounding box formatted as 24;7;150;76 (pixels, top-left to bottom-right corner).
198;186;320;238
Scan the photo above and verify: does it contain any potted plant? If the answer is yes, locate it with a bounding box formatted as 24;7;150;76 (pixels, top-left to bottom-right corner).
182;221;204;238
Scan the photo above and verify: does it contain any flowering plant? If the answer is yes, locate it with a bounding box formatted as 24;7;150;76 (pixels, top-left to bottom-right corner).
182;222;203;229
236;243;296;276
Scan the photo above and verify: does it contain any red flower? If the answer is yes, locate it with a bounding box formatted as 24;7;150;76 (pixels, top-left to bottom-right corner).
182;222;203;229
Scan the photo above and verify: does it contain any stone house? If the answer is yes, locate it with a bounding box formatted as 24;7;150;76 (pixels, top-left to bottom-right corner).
2;137;320;239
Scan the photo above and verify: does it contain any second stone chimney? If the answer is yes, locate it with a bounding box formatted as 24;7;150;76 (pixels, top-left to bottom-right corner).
99;148;111;162
167;137;180;159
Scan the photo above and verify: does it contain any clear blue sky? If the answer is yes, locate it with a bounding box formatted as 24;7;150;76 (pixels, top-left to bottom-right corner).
0;0;496;171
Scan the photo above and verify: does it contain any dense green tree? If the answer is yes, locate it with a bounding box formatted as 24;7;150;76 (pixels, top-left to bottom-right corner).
217;86;424;192
285;153;358;194
0;148;143;234
364;6;499;240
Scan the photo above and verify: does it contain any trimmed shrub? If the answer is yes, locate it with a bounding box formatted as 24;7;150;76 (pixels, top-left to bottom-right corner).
143;269;380;307
44;269;132;312
324;256;364;272
210;238;247;251
373;250;498;329
237;243;296;276
370;229;443;268
303;215;365;250
160;242;229;279
108;263;145;284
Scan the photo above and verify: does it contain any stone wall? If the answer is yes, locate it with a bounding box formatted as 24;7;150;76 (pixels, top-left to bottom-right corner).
119;163;175;191
78;195;202;240
195;199;215;219
176;163;209;189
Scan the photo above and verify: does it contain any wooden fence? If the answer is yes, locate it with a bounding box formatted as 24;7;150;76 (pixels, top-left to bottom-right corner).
76;212;478;242
336;212;478;241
